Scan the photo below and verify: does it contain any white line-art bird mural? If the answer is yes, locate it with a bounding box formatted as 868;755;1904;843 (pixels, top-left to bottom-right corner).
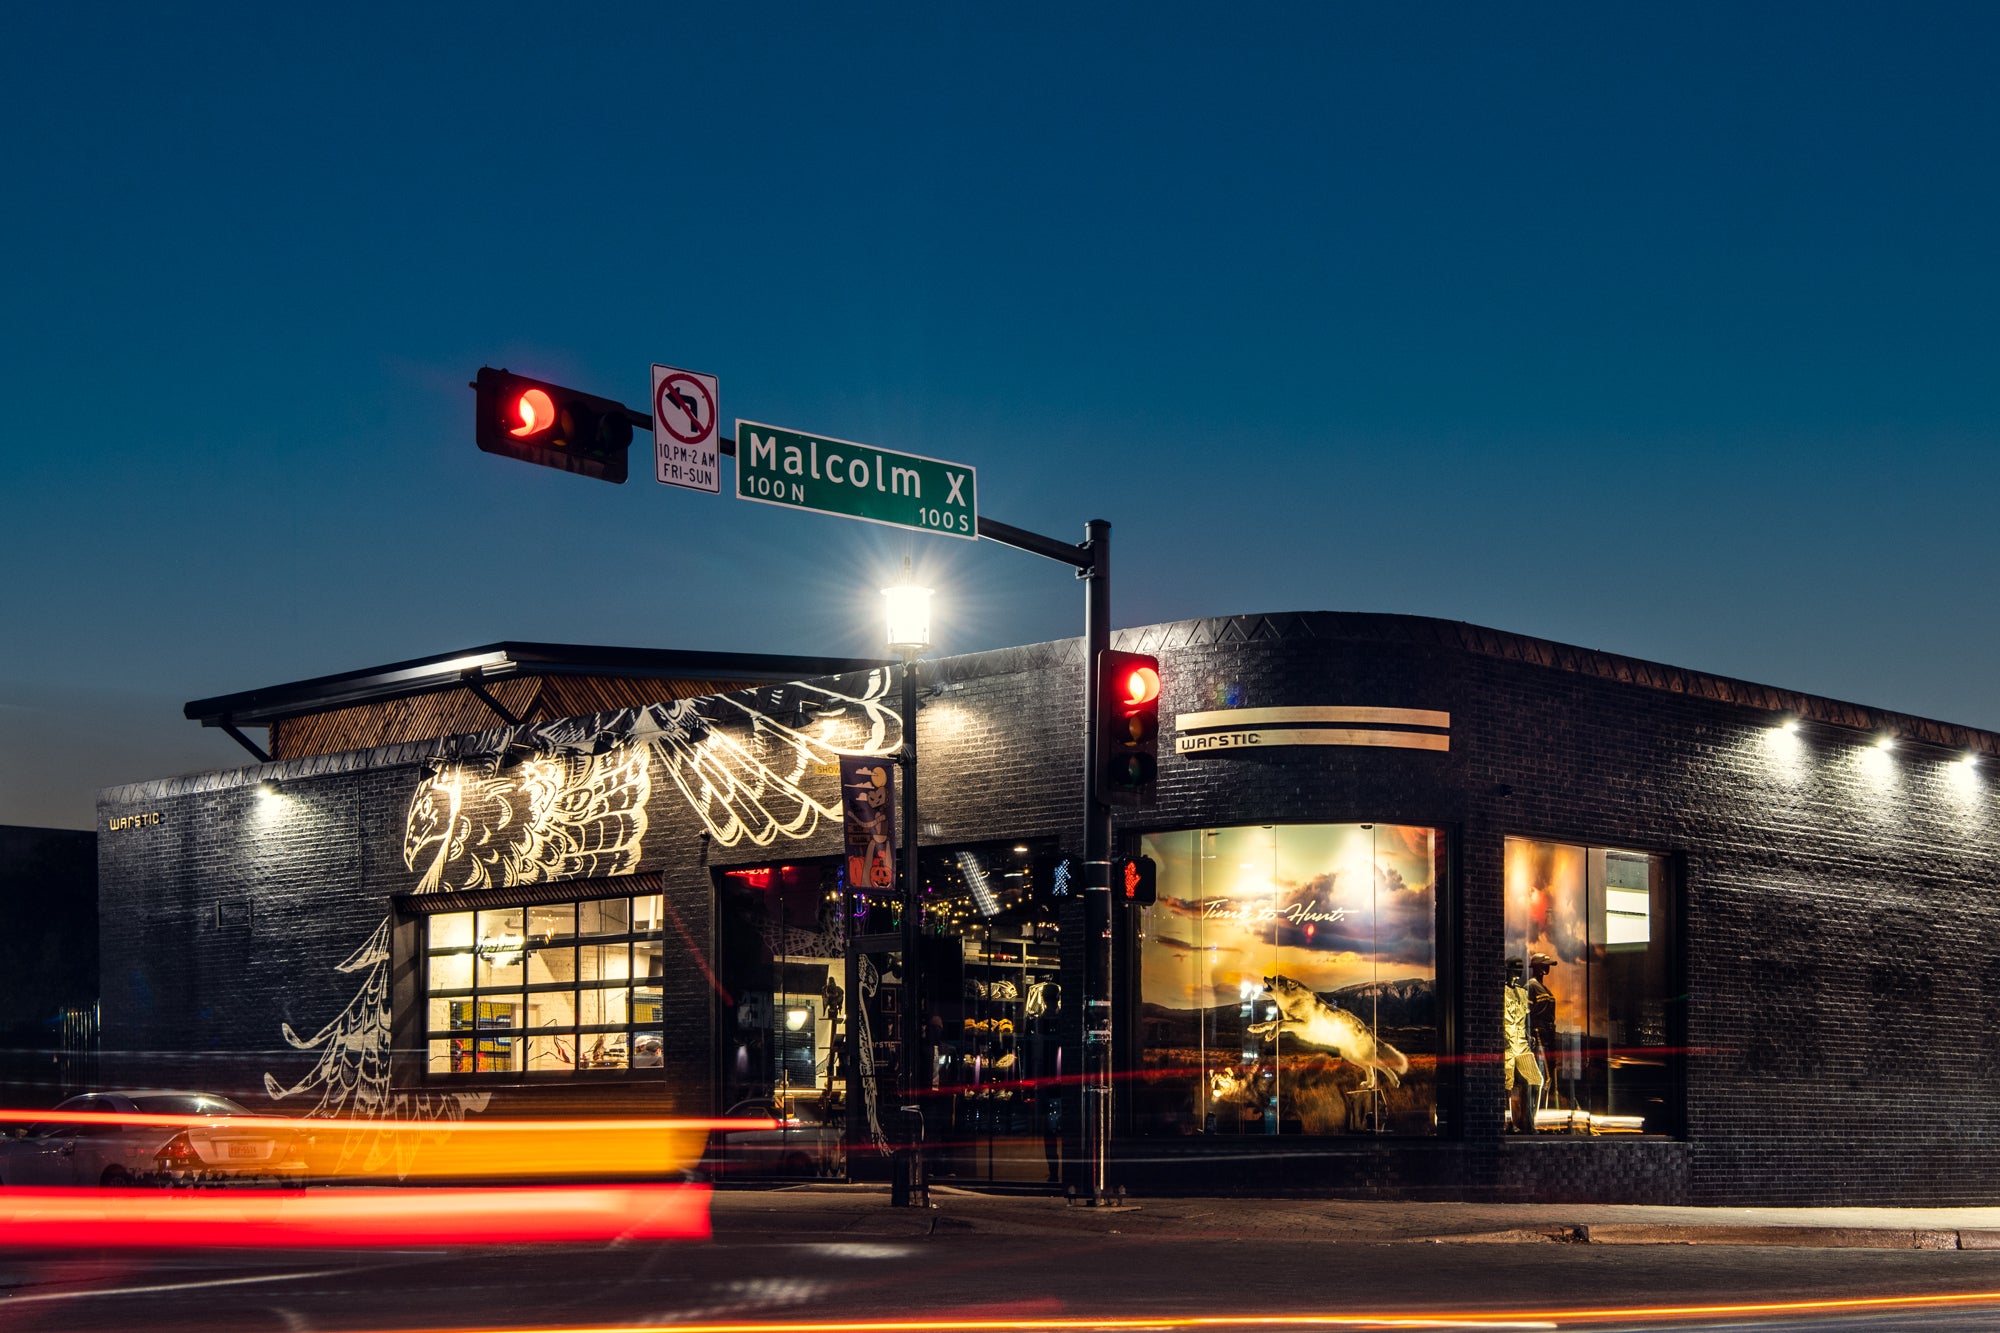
404;680;903;894
262;918;491;1175
269;674;907;1172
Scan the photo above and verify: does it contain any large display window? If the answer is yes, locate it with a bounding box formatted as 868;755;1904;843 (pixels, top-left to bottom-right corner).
422;892;666;1076
1134;824;1440;1136
1503;837;1677;1134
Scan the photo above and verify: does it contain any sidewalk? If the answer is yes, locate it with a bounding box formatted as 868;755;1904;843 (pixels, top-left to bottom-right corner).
708;1182;2000;1250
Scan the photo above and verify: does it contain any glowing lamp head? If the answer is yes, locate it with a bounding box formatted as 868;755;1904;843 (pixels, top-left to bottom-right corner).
1122;665;1161;706
509;388;556;438
882;559;932;655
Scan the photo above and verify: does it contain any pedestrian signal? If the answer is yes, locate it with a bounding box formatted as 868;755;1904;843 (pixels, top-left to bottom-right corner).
1117;855;1157;906
1032;853;1079;904
474;367;636;484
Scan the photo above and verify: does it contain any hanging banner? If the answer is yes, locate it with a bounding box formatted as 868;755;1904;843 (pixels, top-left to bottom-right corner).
839;757;897;891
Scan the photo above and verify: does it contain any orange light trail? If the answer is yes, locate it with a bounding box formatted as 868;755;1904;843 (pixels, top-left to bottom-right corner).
350;1288;2000;1333
0;1109;770;1133
0;1182;710;1249
0;1111;761;1180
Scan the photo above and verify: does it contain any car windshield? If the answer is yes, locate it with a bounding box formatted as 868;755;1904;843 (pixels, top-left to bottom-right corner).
131;1094;248;1116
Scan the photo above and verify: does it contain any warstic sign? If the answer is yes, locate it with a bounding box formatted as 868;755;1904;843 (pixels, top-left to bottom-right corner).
735;420;977;540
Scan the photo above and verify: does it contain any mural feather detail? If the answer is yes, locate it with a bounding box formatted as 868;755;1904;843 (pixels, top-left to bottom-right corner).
263;917;490;1177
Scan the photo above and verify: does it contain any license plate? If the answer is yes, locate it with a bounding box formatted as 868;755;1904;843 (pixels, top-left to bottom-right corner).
225;1142;262;1160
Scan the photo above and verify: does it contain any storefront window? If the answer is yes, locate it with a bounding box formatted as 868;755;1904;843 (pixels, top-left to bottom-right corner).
422;891;666;1076
1503;838;1676;1134
1135;824;1440;1136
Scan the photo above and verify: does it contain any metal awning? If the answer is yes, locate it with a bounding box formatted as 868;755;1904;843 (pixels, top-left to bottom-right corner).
185;641;890;731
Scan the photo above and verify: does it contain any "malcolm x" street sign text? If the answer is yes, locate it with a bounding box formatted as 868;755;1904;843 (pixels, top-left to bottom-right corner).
734;420;978;540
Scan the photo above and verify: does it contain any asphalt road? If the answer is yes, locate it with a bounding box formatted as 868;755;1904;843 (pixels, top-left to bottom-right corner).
9;1188;2000;1332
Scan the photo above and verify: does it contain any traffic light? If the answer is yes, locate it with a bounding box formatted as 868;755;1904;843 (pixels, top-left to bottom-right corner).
1094;649;1162;805
1117;854;1157;907
473;367;636;484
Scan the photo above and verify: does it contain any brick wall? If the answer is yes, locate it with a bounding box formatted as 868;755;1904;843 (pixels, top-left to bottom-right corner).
96;612;2000;1203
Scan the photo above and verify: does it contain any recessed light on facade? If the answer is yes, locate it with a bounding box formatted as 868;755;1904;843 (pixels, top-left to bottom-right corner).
1875;735;1897;751
1780;718;1801;735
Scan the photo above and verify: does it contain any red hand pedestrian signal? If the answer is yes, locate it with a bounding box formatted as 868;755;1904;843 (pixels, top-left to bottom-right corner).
1118;854;1157;906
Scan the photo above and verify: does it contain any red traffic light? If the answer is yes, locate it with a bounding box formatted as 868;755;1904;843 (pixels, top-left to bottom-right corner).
509;388;556;438
1095;650;1161;806
1121;664;1161;706
473;367;635;484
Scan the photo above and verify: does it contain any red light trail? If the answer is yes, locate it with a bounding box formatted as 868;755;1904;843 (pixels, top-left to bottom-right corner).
0;1182;711;1249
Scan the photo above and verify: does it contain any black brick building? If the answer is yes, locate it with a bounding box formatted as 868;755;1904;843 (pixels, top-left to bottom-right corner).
95;612;2000;1204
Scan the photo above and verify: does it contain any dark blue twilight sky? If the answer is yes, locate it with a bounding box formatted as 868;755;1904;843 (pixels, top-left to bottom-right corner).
4;5;1997;828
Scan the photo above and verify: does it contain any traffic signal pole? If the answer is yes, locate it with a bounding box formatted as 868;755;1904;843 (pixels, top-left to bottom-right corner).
973;516;1114;1203
1079;518;1114;1203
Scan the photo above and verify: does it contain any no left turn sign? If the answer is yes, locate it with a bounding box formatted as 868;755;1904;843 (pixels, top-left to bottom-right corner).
651;363;720;493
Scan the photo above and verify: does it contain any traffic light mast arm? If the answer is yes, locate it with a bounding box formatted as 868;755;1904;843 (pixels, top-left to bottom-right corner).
974;516;1094;570
618;403;743;458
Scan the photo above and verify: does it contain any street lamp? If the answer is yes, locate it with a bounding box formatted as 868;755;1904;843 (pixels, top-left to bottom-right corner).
881;559;931;1038
883;563;932;657
881;559;931;1200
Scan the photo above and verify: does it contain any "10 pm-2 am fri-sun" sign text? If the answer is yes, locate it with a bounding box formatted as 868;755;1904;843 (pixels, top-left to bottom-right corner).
734;420;978;540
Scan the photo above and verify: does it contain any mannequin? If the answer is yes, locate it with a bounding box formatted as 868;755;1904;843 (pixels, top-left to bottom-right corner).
1527;952;1559;1116
1502;957;1543;1132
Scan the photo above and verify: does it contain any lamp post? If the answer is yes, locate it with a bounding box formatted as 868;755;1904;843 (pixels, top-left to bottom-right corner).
882;560;931;1110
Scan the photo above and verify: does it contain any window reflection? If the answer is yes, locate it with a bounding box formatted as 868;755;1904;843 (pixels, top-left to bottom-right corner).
1135;824;1440;1137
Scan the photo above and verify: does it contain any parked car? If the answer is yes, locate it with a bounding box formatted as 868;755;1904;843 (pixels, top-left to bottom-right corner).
704;1097;844;1178
0;1091;308;1188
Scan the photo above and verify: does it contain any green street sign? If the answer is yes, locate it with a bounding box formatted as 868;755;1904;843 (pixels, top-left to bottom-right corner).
735;421;978;540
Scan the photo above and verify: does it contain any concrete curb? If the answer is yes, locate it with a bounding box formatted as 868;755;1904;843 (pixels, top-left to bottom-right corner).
1427;1225;1981;1249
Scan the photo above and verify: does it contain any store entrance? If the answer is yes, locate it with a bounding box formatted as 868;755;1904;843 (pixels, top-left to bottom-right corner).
714;863;849;1177
918;843;1065;1188
714;844;1070;1187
